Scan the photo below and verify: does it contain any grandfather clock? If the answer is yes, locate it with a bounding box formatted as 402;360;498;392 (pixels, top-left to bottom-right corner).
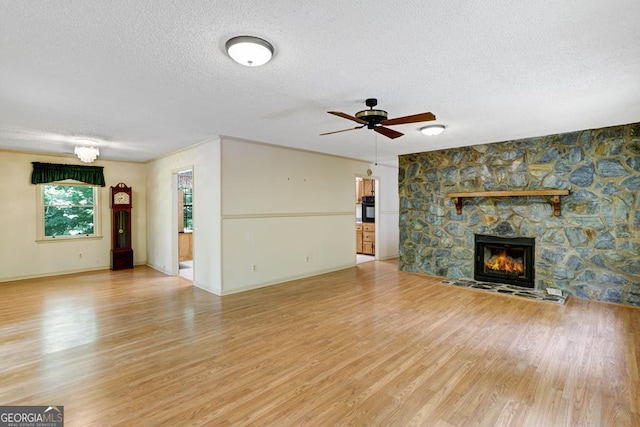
110;183;134;270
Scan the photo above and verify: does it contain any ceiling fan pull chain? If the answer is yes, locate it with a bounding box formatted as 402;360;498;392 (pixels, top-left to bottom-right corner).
375;133;378;166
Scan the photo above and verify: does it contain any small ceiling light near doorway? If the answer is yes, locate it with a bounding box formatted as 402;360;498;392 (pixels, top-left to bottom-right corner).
225;36;274;66
74;146;100;163
420;124;446;136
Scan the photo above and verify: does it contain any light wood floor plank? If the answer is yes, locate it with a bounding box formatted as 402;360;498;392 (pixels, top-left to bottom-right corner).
1;261;639;426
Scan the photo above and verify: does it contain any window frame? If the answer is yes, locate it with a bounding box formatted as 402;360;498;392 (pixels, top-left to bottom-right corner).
36;180;103;242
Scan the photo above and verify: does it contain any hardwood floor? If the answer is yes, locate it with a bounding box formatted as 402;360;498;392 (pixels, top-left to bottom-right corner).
1;261;639;426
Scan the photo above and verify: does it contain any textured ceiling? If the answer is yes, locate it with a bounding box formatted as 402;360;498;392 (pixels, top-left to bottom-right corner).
1;1;639;164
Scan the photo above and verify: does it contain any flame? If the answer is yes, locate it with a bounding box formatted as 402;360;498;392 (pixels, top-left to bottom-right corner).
485;250;525;275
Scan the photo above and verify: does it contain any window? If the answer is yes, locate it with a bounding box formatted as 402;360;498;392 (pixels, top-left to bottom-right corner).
182;187;193;231
177;169;193;232
37;182;101;240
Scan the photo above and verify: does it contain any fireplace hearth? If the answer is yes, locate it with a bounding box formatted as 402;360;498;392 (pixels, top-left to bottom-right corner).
474;234;535;288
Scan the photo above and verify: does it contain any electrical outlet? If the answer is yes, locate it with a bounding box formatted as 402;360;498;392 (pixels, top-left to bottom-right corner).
305;256;310;263
251;264;257;272
547;287;563;296
78;252;83;259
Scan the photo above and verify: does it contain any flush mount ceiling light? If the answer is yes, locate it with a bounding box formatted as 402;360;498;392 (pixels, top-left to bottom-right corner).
74;146;100;163
225;36;274;66
420;124;446;136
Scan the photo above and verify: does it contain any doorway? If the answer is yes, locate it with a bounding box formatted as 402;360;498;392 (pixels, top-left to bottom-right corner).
177;169;194;280
355;176;376;264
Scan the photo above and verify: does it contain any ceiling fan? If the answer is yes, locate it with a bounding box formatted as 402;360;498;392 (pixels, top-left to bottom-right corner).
320;98;436;139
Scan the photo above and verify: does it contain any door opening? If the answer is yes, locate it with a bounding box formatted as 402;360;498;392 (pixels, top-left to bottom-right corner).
356;176;376;264
177;169;194;280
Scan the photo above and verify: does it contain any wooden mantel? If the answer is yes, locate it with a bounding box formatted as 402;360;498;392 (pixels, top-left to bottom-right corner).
447;190;570;216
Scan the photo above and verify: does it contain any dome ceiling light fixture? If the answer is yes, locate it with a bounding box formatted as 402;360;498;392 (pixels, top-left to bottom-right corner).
420;124;446;136
225;36;274;67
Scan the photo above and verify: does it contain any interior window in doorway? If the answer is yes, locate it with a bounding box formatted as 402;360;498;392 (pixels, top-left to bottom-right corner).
178;170;193;280
182;188;193;231
178;170;193;232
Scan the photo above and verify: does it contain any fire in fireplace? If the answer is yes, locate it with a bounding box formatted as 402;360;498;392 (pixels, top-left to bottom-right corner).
474;234;535;288
485;251;525;275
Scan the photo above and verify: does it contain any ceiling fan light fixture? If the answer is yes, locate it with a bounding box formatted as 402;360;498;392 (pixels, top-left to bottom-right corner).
74;146;100;163
225;36;274;67
420;124;446;136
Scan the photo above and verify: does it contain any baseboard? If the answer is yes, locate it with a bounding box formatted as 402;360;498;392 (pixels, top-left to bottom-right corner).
0;266;108;283
0;262;148;283
145;263;172;276
220;263;355;296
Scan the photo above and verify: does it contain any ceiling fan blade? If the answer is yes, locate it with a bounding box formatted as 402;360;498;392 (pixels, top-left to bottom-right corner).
320;125;365;136
381;112;436;126
328;111;368;125
374;126;404;139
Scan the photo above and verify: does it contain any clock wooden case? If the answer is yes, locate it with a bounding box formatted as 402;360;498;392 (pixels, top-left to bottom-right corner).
110;183;134;270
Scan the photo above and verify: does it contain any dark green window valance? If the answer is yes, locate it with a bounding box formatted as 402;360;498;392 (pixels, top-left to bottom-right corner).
31;162;106;186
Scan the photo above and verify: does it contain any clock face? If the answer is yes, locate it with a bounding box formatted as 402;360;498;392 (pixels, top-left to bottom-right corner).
114;191;130;205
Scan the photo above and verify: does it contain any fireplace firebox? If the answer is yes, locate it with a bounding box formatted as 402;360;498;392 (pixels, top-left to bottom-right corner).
474;234;535;288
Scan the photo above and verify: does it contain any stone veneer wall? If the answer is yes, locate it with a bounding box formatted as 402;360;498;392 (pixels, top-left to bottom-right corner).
398;122;640;307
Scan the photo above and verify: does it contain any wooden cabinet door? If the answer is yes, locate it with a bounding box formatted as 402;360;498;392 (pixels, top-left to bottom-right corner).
178;190;185;232
356;223;363;253
363;228;375;255
363;179;374;196
362;241;374;255
179;233;192;262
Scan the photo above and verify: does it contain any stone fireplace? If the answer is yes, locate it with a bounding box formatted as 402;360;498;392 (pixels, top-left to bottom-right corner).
474;234;535;288
397;121;640;307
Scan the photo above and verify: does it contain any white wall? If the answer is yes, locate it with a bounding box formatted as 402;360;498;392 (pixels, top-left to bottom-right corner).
0;150;147;281
370;163;400;260
145;139;222;294
219;138;399;294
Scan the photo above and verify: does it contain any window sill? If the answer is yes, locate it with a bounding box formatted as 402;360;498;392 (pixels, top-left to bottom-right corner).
36;235;103;243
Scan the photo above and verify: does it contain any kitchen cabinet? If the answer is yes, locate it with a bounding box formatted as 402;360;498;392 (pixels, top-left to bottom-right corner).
362;223;375;255
357;223;374;256
178;190;185;232
356;179;364;203
363;178;374;198
179;232;192;261
356;178;375;203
